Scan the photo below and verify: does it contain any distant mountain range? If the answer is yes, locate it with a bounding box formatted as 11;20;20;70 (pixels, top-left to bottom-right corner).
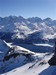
0;16;56;75
0;16;56;43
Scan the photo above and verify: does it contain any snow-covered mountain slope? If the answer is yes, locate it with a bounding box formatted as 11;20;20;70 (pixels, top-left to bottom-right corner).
0;38;55;75
39;66;56;75
1;51;54;75
0;39;9;60
0;16;56;75
17;43;54;53
0;40;54;75
0;16;56;40
0;41;36;74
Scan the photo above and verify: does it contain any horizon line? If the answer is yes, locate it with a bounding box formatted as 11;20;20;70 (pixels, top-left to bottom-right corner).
0;15;56;20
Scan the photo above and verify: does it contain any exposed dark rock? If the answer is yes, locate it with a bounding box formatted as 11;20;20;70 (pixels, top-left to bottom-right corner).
48;39;56;65
3;53;20;61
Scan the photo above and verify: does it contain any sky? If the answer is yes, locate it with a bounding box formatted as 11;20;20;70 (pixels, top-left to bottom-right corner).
0;0;56;19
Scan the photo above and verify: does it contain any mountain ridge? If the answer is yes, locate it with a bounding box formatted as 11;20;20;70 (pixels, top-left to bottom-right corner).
0;16;56;41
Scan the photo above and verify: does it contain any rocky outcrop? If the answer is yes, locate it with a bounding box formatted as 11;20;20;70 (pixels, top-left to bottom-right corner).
48;39;56;65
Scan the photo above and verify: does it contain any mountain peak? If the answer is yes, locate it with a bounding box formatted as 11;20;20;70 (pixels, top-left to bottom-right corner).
43;17;52;21
27;17;42;23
